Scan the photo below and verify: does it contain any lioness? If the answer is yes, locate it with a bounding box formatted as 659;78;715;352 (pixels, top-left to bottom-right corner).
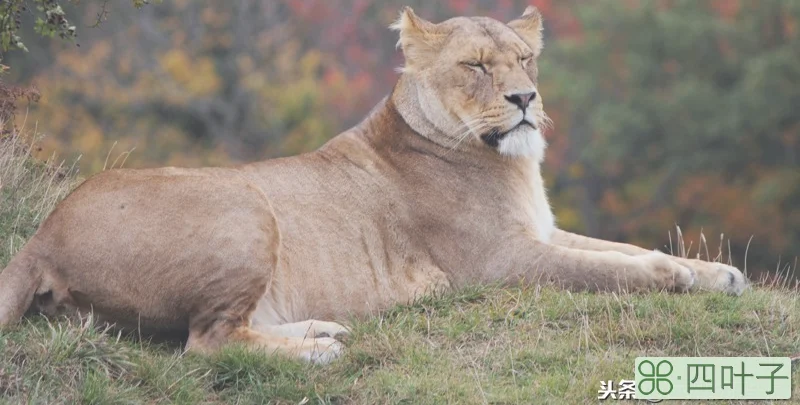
0;7;747;363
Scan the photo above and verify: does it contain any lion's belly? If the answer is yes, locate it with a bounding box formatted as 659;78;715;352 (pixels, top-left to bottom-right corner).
251;237;451;325
251;259;449;326
249;199;448;325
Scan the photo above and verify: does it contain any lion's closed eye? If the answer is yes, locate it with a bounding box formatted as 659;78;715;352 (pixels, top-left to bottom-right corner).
520;54;533;68
462;60;487;73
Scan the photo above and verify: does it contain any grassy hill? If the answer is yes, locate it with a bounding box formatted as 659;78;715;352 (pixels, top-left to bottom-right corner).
1;129;799;404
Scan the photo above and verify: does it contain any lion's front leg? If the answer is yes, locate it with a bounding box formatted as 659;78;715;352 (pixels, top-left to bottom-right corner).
548;229;748;295
549;228;653;255
491;238;695;293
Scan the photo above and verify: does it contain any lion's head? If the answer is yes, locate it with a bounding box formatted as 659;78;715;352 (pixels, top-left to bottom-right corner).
391;6;550;160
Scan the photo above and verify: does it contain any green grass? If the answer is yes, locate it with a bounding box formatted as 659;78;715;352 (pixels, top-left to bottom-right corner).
1;286;798;404
1;128;799;404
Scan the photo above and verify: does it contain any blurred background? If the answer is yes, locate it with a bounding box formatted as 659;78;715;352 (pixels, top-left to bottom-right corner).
2;0;798;279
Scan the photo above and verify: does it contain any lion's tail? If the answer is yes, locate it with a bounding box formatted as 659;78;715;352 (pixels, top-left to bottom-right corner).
0;245;43;327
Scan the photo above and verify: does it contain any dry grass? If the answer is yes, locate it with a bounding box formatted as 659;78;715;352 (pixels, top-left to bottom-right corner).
0;83;40;133
0;122;79;268
0;124;799;404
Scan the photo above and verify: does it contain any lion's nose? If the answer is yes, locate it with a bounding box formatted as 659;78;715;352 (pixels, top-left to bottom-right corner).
504;91;537;111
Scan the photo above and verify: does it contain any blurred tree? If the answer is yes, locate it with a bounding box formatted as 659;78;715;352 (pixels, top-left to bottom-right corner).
542;0;800;276
3;0;533;170
0;0;150;59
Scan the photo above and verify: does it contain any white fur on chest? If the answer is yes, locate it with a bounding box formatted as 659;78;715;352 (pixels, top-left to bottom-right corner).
500;127;554;242
519;159;555;243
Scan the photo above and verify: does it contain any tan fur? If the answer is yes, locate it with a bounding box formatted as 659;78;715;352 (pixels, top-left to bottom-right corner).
0;7;746;363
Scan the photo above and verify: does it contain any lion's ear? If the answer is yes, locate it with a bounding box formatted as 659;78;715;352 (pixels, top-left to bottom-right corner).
390;7;447;72
508;6;544;57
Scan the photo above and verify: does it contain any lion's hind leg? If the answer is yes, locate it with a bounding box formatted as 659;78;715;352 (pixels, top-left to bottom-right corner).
186;318;345;364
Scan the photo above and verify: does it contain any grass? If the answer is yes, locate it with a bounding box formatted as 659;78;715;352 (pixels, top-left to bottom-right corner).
0;125;78;268
1;127;800;404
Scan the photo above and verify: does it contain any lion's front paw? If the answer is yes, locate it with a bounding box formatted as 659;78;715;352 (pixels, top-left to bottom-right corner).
301;337;345;365
640;251;696;292
679;258;749;296
308;321;351;341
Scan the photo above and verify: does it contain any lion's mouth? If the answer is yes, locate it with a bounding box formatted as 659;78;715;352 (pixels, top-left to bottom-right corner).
517;120;537;130
480;120;537;147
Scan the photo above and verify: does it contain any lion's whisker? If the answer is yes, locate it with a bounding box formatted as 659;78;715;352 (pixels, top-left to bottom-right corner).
443;122;489;156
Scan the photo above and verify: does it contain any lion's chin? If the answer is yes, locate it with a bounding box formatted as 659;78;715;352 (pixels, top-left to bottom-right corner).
496;126;546;161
